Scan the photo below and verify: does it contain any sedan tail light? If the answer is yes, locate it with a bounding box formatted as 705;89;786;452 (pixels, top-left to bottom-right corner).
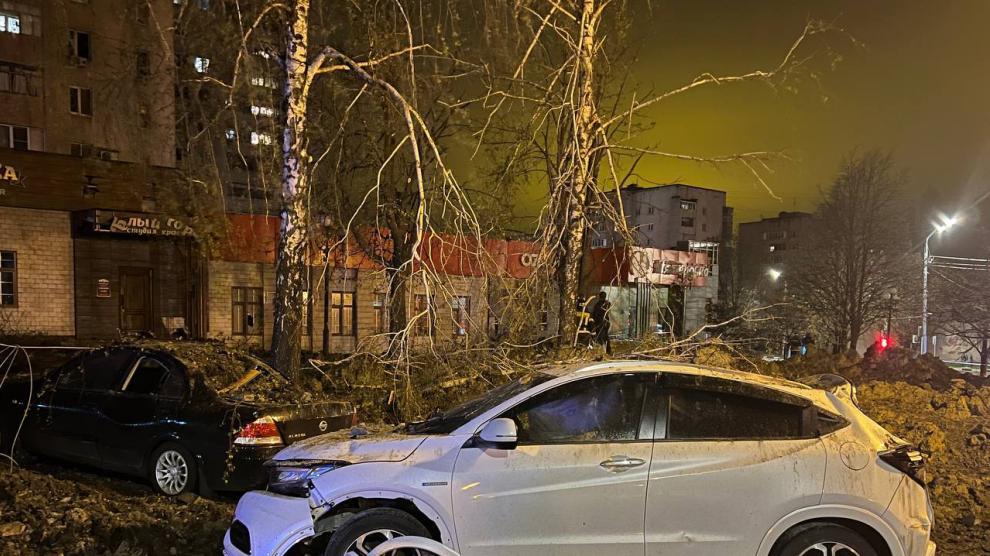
234;416;284;446
879;444;926;487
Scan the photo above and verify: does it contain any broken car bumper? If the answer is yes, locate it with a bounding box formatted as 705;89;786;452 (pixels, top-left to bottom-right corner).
223;490;315;556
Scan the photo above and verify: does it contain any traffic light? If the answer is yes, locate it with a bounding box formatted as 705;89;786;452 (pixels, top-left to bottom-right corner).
874;331;894;352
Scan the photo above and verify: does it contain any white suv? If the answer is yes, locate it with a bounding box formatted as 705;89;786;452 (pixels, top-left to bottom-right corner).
224;361;935;556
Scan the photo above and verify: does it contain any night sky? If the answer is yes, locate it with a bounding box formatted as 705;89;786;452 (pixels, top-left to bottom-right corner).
510;0;990;252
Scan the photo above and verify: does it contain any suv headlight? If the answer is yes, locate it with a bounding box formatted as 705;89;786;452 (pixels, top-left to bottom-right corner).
267;461;348;497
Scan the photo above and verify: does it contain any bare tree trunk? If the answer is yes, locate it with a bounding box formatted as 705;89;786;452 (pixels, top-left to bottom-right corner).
272;0;311;377
555;0;598;345
981;338;988;378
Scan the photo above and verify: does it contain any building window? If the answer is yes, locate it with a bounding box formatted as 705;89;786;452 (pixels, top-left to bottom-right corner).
250;131;272;145
452;296;471;336
645;223;654;231
68;30;91;63
701;223;707;232
0;63;37;96
0;251;16;306
647;206;655;215
681;216;695;228
231;287;263;336
680;200;696;211
414;294;434;336
0;13;21;34
69;87;93;116
373;292;387;334
250;76;277;89
330;291;355;336
591;238;608;248
136;50;150;77
0;124;29;150
250;105;275;117
225;129;236;140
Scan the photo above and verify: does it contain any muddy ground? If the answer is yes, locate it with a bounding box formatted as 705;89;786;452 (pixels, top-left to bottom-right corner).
1;344;988;555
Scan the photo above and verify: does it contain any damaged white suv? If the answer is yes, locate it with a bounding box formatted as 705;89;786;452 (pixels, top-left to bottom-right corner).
224;361;935;556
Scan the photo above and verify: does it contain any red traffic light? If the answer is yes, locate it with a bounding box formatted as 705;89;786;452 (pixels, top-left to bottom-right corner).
873;331;894;352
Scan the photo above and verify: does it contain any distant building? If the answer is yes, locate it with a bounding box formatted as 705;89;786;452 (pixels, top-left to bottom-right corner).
591;183;727;249
588;183;729;336
737;211;815;290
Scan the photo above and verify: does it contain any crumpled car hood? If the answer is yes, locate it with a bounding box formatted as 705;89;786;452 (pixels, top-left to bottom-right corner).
272;432;428;464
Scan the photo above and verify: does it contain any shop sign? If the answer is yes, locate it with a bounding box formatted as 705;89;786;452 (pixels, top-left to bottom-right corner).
92;211;194;237
0;163;22;184
96;279;111;298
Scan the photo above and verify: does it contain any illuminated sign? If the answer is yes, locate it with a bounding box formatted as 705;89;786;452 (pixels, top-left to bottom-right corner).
89;210;195;237
0;163;22;184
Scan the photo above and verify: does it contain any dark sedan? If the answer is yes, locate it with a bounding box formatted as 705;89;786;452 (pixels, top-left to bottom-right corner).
0;344;355;496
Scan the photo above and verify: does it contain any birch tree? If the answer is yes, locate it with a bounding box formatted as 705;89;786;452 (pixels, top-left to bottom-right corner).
472;1;844;345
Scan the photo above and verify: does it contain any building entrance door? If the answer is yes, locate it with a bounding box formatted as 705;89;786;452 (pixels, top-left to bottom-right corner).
119;268;152;332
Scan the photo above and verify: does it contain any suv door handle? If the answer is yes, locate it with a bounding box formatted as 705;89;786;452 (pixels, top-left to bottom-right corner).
600;455;646;472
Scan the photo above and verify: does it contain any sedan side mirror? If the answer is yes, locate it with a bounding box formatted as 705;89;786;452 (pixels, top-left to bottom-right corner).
478;418;518;450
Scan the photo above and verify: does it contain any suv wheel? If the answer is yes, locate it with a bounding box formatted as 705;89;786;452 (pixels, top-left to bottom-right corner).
149;442;196;496
776;523;878;556
325;508;431;556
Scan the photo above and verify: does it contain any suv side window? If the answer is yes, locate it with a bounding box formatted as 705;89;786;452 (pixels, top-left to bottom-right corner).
666;388;803;440
501;374;650;444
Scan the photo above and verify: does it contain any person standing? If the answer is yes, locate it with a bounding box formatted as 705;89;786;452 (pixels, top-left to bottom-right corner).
589;291;613;355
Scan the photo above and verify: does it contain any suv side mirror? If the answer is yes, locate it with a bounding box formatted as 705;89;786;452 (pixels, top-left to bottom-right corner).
478;418;518;450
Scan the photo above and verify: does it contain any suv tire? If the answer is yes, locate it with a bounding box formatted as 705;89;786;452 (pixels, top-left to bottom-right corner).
775;523;878;556
325;508;431;556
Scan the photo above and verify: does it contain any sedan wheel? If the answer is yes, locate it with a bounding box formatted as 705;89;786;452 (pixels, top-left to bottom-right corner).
149;443;197;496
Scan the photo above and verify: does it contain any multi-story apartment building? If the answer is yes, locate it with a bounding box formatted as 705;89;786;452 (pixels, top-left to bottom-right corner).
591;183;727;250
0;1;180;338
737;211;814;290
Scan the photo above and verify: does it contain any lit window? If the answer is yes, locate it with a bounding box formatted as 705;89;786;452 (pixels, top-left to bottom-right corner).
330;292;355;336
769;245;776;252
225;129;236;140
451;296;471;336
69;86;93;116
250;131;272;145
250;105;274;117
194;57;210;73
373;292;388;334
250;76;277;89
0;13;21;34
1;251;17;306
591;238;608;248
680;200;696;211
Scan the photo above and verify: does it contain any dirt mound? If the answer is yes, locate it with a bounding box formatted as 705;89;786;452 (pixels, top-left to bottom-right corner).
857;380;990;554
0;463;233;556
851;346;987;390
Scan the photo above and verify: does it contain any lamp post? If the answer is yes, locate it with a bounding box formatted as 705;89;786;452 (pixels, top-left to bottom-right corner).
921;215;959;355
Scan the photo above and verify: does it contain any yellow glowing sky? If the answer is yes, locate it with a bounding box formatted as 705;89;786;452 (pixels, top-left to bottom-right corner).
502;0;990;241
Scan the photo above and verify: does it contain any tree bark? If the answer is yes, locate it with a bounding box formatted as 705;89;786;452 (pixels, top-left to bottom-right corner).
981;338;988;378
555;0;598;346
271;0;311;377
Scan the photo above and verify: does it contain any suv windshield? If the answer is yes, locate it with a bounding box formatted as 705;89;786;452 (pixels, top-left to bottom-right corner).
408;373;553;435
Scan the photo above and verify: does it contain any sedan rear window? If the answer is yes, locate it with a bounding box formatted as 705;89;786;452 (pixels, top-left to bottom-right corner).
666;389;803;440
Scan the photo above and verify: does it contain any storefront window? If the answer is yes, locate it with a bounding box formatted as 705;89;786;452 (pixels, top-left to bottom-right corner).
231;287;262;336
0;251;16;306
330;291;355;336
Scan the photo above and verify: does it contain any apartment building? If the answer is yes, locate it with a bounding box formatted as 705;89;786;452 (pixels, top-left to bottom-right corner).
737;211;815;290
0;1;181;338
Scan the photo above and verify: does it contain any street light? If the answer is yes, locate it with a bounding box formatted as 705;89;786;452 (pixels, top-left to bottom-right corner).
767;268;782;281
921;214;960;355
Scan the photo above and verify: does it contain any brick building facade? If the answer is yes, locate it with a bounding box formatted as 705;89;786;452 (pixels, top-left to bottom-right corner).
0;206;74;336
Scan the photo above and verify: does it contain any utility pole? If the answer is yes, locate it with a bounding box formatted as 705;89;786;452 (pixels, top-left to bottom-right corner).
921;216;959;355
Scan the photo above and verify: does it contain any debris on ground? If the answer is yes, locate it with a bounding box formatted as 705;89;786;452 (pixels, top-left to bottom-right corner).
0;461;233;556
